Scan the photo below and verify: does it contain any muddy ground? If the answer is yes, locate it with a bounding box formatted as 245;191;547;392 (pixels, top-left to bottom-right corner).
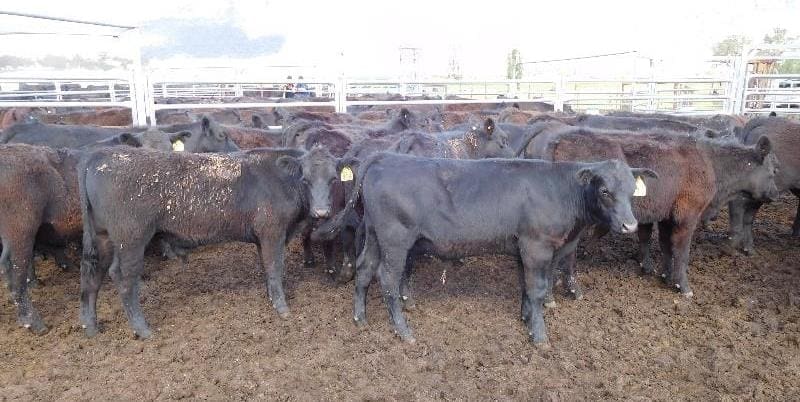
1;195;799;401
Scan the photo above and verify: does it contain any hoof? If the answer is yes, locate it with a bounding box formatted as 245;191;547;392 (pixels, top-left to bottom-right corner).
22;320;48;335
353;316;367;327
741;247;754;256
399;333;416;344
640;260;656;275
544;300;558;309
682;290;694;299
83;325;99;338
277;309;291;319
27;278;41;289
571;289;584;301
303;259;315;268
529;333;549;346
133;328;153;340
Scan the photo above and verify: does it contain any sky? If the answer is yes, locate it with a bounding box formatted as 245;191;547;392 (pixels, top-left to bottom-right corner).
0;0;798;79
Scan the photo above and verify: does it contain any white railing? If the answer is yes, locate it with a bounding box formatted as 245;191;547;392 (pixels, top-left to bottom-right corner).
735;46;800;115
2;45;799;126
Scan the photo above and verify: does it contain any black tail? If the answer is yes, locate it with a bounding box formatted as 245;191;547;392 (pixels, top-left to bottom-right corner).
311;153;384;241
78;156;100;276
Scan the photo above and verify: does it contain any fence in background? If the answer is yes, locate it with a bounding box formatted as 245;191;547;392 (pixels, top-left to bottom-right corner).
0;48;798;125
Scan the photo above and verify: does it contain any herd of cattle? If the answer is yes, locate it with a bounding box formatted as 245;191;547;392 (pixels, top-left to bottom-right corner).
0;103;796;345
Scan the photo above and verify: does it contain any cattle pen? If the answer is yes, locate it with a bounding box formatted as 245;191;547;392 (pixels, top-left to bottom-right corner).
2;9;800;402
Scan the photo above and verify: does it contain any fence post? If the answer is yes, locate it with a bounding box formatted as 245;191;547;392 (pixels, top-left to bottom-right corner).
122;29;149;127
731;51;750;114
335;77;348;113
54;80;62;101
554;78;564;112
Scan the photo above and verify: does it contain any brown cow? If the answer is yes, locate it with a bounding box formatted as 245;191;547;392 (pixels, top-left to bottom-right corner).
535;127;778;298
728;116;800;254
0;108;33;130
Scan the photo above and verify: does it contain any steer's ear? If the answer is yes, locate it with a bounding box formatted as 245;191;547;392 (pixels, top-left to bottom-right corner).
399;107;411;123
169;131;192;143
201;115;212;134
575;167;595;185
276;156;302;178
118;132;142;147
252;115;264;129
756;136;772;161
484;118;495;137
630;168;658;179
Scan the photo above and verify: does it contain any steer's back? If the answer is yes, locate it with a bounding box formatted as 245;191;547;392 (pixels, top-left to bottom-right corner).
361;154;586;254
546;129;714;223
82;148;298;246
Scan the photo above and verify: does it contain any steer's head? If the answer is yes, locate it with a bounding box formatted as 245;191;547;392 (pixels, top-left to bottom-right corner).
136;129;177;151
577;159;658;234
277;145;340;219
740;136;780;202
184;115;240;153
468;118;514;158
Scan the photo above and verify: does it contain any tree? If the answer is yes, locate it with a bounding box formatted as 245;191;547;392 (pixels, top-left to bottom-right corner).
762;27;800;74
712;35;749;56
506;49;523;79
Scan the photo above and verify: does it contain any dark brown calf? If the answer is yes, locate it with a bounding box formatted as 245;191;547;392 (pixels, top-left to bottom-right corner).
538;128;777;297
0;145;82;333
729;116;800;253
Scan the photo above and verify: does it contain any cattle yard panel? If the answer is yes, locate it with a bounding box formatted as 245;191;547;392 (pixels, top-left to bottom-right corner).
735;45;800;116
146;77;340;126
0;75;134;112
3;48;799;125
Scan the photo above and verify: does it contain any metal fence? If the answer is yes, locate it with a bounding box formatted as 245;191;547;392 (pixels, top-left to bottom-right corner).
736;45;800;115
1;47;799;126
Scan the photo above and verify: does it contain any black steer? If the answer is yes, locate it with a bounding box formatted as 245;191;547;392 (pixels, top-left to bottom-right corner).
78;146;341;338
317;153;650;344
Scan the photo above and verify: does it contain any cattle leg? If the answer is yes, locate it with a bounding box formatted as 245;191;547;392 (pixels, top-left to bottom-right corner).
336;226;356;283
400;256;416;311
658;220;674;282
377;249;414;342
259;236;290;318
302;229;315;267
322;239;337;276
557;238;583;301
727;198;745;252
519;262;531;321
25;259;39;288
793;190;800;237
1;233;46;334
80;235;114;336
668;220;697;297
109;244;151;339
637;223;655;275
519;238;553;344
353;227;380;326
741;201;761;255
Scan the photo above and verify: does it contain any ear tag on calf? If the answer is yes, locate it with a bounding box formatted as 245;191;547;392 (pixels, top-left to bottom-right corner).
633;176;647;197
172;140;185;152
340;166;354;182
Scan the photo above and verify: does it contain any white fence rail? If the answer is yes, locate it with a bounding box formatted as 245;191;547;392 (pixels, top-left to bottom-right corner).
1;48;798;126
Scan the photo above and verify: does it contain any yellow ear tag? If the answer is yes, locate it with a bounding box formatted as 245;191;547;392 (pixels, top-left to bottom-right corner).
633;176;647;197
340;166;354;182
172;140;185;152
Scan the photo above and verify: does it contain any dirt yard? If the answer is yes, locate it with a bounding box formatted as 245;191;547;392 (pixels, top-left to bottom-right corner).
2;195;799;400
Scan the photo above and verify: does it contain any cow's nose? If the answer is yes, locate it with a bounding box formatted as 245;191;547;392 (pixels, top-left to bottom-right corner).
312;209;330;218
621;221;638;234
